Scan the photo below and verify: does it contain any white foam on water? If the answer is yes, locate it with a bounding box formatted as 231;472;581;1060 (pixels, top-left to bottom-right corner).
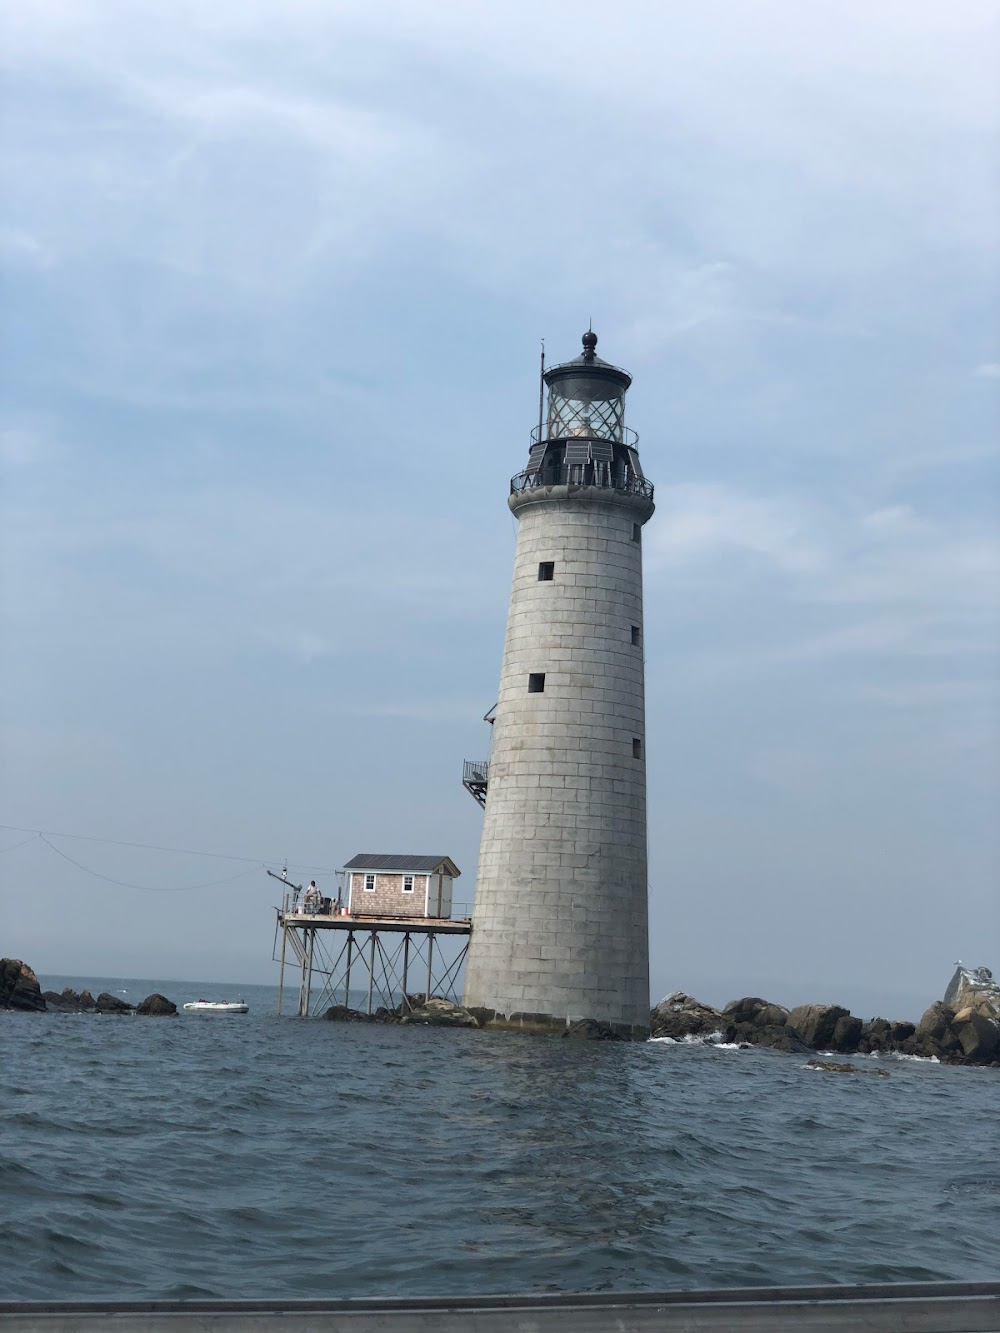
649;1033;742;1051
865;1049;940;1064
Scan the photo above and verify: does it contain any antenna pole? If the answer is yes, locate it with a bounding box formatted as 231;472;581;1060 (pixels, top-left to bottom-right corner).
537;340;545;441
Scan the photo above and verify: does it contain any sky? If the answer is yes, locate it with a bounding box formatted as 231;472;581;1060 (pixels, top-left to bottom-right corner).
1;0;998;1022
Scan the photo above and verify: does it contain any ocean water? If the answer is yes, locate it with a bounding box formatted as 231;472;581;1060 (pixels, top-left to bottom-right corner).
2;975;998;1301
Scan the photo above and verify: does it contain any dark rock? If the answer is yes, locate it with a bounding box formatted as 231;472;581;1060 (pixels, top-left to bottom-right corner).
857;1019;892;1054
0;959;46;1012
951;1007;1000;1063
807;1059;890;1077
830;1014;864;1053
563;1018;628;1041
650;992;723;1040
466;1007;497;1027
721;997;772;1025
916;1001;955;1044
136;993;177;1017
321;1005;371;1022
95;992;134;1014
399;998;479;1028
722;997;789;1028
754;1025;811;1054
890;1021;915;1043
787;1003;851;1049
757;1004;789;1027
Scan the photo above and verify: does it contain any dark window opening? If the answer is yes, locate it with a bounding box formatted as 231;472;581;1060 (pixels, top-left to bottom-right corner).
538;561;555;581
632;523;641;542
528;673;546;694
632;737;642;759
631;625;641;647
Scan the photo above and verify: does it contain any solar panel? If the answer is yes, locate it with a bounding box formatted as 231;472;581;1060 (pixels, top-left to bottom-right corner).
626;447;644;480
589;440;614;463
525;442;547;474
564;441;591;465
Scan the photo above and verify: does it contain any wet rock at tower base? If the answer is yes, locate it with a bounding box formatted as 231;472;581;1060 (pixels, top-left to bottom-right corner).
399;998;480;1028
563;1018;629;1041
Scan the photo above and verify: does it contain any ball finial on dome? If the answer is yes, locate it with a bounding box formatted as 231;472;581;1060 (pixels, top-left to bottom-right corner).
582;330;598;360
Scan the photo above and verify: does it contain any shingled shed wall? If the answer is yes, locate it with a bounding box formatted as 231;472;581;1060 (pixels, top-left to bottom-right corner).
348;872;429;918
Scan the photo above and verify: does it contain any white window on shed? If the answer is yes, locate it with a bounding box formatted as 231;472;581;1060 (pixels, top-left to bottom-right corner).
402;875;414;894
364;873;376;892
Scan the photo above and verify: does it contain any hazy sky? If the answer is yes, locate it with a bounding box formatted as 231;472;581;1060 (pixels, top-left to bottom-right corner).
2;1;998;1021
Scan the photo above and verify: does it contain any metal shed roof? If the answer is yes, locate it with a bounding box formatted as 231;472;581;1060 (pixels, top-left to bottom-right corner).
343;854;461;877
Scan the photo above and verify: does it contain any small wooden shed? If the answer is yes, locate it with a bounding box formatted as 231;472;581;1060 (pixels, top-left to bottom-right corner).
343;854;461;920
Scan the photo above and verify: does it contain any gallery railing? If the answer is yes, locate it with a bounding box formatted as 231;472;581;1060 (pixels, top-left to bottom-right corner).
511;465;654;500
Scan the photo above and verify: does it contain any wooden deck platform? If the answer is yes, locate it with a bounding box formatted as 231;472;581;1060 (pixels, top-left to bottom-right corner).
279;910;471;936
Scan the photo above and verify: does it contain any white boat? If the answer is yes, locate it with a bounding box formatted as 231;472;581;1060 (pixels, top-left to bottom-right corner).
182;999;249;1015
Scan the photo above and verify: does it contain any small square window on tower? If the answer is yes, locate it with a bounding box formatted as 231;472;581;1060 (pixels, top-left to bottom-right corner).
528;673;546;693
631;625;641;646
632;522;641;542
538;561;555;581
632;737;643;759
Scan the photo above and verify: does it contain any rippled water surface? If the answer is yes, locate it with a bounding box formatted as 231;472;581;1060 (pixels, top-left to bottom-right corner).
3;975;998;1300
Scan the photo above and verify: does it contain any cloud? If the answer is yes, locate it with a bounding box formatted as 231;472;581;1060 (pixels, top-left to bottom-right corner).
646;484;829;575
974;362;1000;379
0;227;51;270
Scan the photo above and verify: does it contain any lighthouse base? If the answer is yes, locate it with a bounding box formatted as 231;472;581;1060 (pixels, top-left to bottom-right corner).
466;1006;649;1041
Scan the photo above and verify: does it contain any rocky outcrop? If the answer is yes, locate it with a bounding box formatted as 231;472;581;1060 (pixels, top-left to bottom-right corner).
944;965;1000;1022
650;992;724;1040
322;1005;374;1022
0;959;45;1012
951;1008;1000;1063
399;998;480;1028
649;964;1000;1067
786;1004;851;1049
95;992;134;1014
37;988;98;1012
136;993;177;1016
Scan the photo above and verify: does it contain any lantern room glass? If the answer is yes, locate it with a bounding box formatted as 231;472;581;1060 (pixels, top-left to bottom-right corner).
546;373;626;444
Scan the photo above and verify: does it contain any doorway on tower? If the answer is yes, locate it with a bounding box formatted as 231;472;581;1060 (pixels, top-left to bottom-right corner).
461;700;497;808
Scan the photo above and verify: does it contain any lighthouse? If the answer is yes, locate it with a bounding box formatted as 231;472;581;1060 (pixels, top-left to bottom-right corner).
462;332;654;1038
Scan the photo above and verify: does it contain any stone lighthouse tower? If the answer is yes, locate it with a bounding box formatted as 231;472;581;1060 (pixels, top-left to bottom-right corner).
462;332;654;1038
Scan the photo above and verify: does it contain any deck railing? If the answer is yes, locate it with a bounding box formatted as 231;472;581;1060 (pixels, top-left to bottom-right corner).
511;465;653;500
281;892;473;923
